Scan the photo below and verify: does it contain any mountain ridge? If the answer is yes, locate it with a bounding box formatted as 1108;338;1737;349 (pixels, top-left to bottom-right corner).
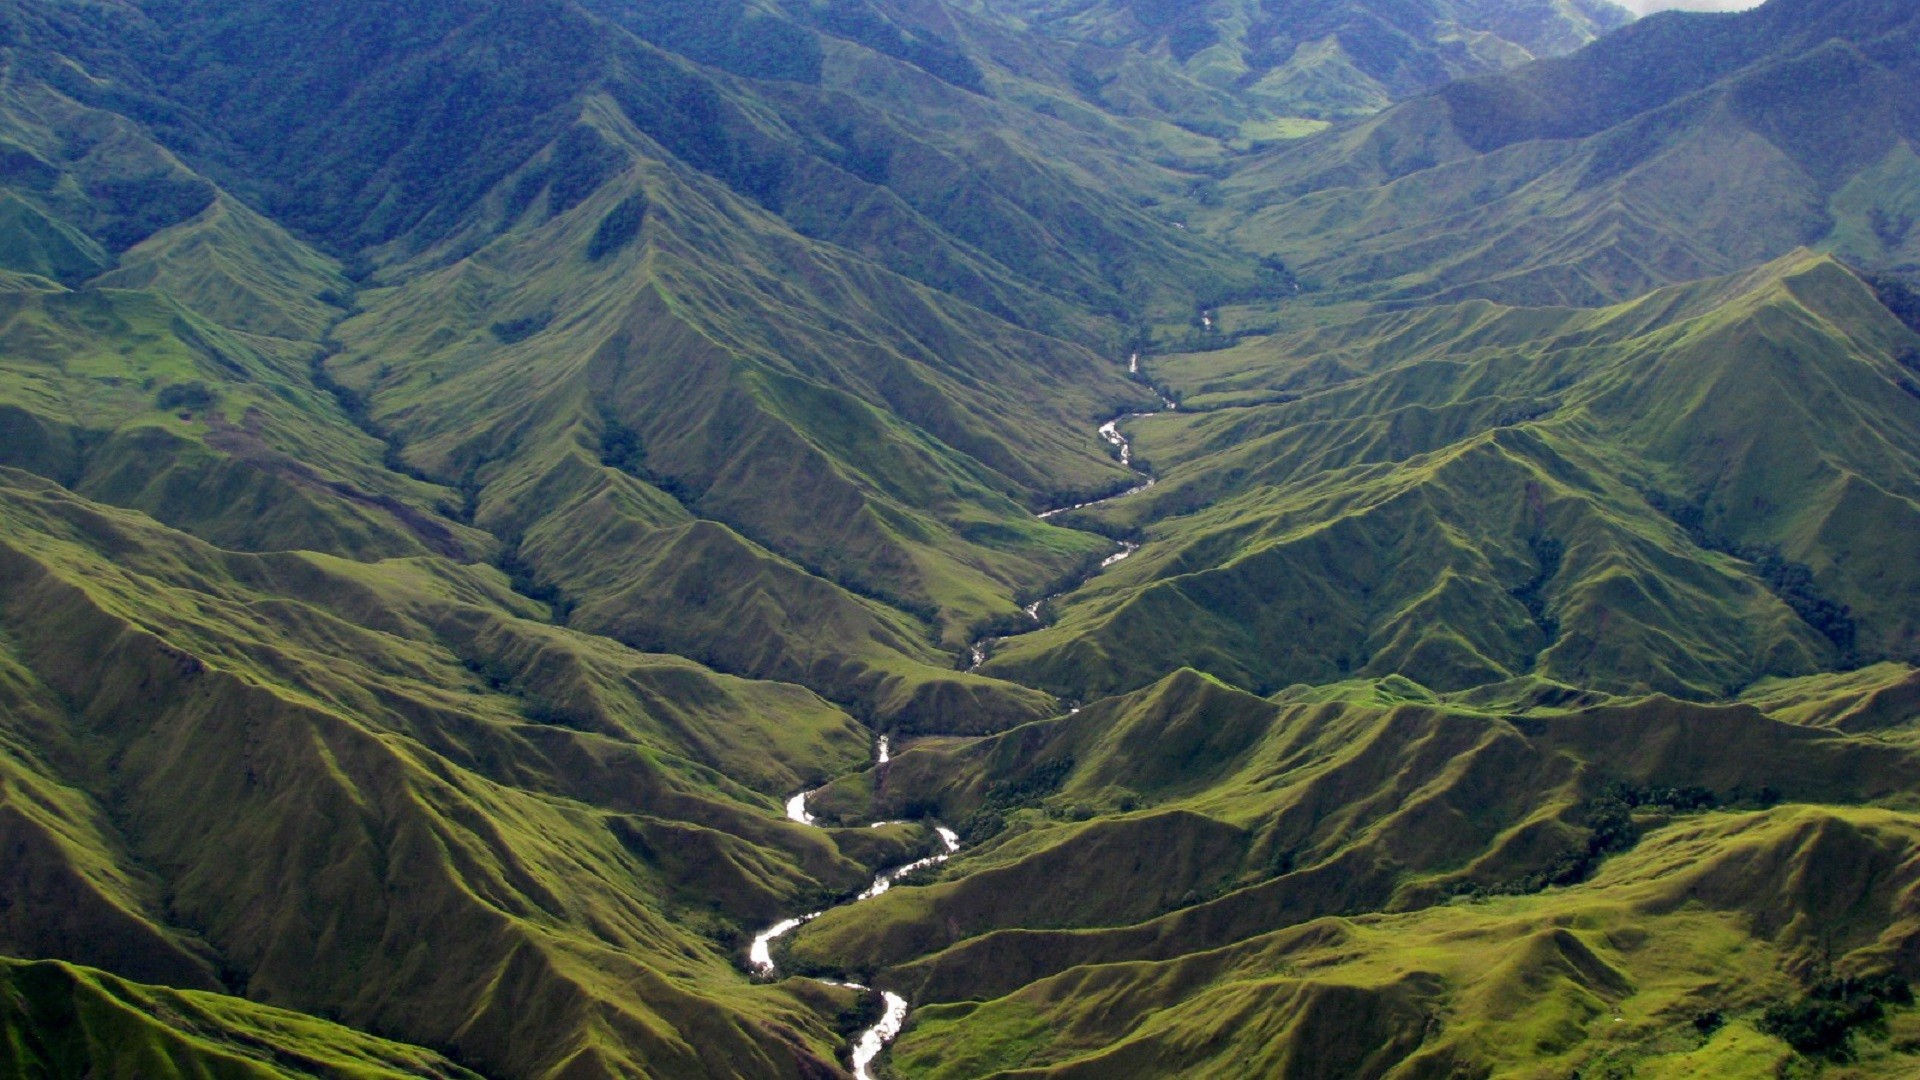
5;0;1920;1076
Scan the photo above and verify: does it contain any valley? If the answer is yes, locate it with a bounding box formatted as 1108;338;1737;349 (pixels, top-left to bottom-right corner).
3;0;1920;1077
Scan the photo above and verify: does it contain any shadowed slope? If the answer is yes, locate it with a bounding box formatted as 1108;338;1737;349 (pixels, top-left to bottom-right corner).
980;254;1920;701
0;957;483;1080
1212;0;1920;306
0;468;943;1078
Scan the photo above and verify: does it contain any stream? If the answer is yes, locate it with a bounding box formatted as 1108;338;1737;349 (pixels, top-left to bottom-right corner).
970;385;1174;671
753;738;960;1079
748;734;960;1068
754;366;1172;1074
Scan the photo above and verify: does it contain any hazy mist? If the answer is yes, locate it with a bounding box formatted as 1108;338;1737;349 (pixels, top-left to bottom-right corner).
1618;0;1765;13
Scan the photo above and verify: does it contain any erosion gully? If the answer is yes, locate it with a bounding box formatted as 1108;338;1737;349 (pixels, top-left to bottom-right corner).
751;366;1171;1076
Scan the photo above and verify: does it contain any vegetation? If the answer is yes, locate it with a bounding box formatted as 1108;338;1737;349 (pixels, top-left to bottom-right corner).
1759;975;1915;1061
2;0;1920;1077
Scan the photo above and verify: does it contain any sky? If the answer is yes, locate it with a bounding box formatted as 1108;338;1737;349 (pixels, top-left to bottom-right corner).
1615;0;1766;13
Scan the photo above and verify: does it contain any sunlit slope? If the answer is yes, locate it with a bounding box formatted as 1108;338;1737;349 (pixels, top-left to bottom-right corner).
53;0;1273;730
890;807;1920;1078
333;106;1148;622
788;669;1920;1077
0;279;494;563
3;0;1920;1077
982;254;1920;700
1743;663;1920;744
0;957;482;1080
1211;0;1920;307
321;105;1139;728
0;50;487;564
0;468;947;1078
0;0;1163;733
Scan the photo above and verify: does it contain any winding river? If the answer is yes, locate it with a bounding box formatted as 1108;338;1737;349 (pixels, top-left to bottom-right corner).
970;387;1173;670
753;737;960;1079
755;366;1173;1074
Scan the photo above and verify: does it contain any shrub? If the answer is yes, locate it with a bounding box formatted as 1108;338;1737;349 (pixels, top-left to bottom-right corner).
154;381;217;412
587;193;648;261
1759;975;1914;1060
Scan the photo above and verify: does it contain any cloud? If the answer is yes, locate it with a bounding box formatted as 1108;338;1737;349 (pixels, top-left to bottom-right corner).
1616;0;1766;13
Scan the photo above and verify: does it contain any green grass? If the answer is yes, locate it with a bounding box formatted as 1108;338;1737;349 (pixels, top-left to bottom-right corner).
977;254;1920;704
2;1;1920;1077
0;957;482;1079
792;672;1920;1076
0;469;932;1078
1207;0;1920;308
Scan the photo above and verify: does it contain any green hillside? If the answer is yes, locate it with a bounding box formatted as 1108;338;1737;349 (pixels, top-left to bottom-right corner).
954;0;1630;126
789;670;1920;1077
4;0;1920;1076
0;957;482;1079
978;253;1920;701
1209;0;1920;307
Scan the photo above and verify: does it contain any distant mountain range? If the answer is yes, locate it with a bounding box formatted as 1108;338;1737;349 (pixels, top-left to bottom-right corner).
975;0;1631;120
1215;0;1920;304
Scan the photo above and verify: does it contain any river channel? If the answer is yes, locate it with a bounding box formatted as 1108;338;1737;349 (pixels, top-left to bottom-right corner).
751;737;965;1079
752;370;1173;1075
970;384;1174;671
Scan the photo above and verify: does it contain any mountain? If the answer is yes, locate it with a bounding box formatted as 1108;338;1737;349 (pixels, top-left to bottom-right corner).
4;0;1920;1077
956;0;1632;127
1208;0;1920;306
789;668;1920;1077
977;253;1920;700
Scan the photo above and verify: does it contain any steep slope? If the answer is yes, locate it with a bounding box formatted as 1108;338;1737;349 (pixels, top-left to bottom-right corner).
0;468;937;1078
961;0;1631;126
4;0;1920;1077
0;0;1253;731
0;31;486;564
1211;0;1920;306
979;254;1920;700
787;670;1920;1077
0;957;482;1080
41;0;1249;331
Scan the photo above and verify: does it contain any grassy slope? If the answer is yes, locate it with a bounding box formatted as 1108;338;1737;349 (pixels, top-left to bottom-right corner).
325;108;1120;730
944;0;1629;127
0;65;487;565
1207;0;1920;308
788;669;1920;1077
0;467;935;1078
893;805;1920;1079
90;0;1272;730
979;254;1920;701
2;0;1920;1077
0;956;482;1080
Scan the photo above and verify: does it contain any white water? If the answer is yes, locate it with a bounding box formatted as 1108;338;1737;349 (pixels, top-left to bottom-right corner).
858;827;960;900
853;992;911;1080
1100;419;1131;466
978;378;1174;664
753;790;964;1073
749;914;819;976
758;356;1178;1072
